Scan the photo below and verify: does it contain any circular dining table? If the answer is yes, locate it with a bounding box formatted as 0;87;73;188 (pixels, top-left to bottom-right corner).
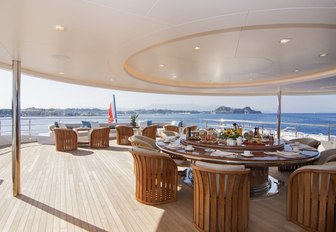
156;137;320;197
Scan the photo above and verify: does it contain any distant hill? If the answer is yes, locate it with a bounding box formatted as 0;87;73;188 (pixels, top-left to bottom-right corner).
0;106;261;117
215;106;261;114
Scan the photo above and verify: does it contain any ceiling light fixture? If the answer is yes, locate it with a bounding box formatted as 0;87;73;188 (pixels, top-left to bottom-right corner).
110;78;115;82
279;38;291;44
172;75;177;79
319;53;328;57
294;69;300;73
193;46;201;51
54;25;65;31
159;64;165;67
59;72;65;75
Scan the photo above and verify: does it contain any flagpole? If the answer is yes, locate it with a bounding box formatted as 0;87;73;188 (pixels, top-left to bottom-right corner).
113;94;117;123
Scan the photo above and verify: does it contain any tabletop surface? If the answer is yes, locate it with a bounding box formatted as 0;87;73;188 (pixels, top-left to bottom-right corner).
156;138;320;167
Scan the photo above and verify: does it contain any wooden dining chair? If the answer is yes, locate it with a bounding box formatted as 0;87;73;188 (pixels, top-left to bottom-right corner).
313;148;336;165
142;125;158;140
163;124;180;133
183;125;198;134
54;128;78;151
160;130;178;138
289;138;321;149
89;127;110;148
287;162;336;232
191;161;250;232
129;146;178;205
129;135;157;149
278;138;321;171
116;125;134;145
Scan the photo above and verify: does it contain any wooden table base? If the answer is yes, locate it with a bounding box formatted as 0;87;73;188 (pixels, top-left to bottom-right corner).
249;167;284;197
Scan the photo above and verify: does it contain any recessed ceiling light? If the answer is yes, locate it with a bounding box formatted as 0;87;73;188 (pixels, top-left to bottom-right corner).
172;75;177;79
319;53;328;57
294;69;300;73
193;46;201;51
59;72;65;75
249;78;253;81
320;85;336;89
159;64;165;67
54;25;65;31
110;78;115;82
279;38;291;44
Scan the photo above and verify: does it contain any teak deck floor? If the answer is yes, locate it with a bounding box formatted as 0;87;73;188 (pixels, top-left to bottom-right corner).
0;141;305;232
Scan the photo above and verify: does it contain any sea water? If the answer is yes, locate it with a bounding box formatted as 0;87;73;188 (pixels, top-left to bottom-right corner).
0;113;335;137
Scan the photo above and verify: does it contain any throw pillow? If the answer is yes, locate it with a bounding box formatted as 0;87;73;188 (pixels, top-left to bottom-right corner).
58;121;67;129
90;121;100;129
171;120;183;127
54;121;59;128
81;120;91;128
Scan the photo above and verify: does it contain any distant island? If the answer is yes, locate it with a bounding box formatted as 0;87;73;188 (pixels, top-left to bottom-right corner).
215;106;261;114
0;106;261;117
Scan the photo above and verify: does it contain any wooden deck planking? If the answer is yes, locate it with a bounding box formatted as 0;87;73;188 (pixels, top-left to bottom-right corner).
0;142;306;232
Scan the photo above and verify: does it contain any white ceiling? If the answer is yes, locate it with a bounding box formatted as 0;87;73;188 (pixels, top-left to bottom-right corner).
0;0;336;96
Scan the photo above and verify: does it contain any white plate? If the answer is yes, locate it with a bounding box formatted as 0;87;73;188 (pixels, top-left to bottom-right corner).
185;148;194;151
241;153;254;157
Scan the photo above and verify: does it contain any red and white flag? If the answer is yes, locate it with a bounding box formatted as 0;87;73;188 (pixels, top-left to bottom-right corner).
108;103;114;123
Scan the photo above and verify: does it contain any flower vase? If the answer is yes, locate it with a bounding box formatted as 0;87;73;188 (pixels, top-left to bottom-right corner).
227;138;236;146
236;137;243;146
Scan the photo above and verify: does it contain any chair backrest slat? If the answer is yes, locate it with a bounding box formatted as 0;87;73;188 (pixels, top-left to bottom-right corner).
192;164;250;232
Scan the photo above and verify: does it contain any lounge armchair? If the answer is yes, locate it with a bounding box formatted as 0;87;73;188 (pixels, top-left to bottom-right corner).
89;127;110;148
129;146;177;205
287;162;336;232
54;128;78;151
116;125;134;145
191;161;250;232
142;125;158;140
129;135;157;149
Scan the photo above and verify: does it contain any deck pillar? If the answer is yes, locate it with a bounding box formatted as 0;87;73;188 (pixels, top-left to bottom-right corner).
277;91;282;141
12;60;21;196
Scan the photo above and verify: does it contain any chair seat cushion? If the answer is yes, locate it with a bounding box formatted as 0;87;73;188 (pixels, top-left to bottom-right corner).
195;161;245;171
298;161;336;171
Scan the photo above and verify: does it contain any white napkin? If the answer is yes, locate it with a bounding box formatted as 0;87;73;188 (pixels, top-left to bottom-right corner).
210;150;234;157
275;151;302;158
163;136;176;143
166;142;184;150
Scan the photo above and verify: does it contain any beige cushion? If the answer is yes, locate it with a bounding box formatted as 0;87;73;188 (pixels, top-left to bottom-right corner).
195;161;245;171
131;135;157;149
160;130;178;138
298;161;336;171
58;122;67;129
132;146;169;158
314;148;336;165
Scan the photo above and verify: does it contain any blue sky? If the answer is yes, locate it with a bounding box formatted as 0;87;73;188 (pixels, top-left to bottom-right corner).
1;68;335;113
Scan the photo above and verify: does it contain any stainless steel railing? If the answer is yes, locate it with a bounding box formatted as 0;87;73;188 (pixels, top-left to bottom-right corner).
1;117;335;141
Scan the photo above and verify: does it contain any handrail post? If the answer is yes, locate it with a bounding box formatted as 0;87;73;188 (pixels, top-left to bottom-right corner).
12;60;21;196
328;127;331;142
276;91;282;141
29;119;31;137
